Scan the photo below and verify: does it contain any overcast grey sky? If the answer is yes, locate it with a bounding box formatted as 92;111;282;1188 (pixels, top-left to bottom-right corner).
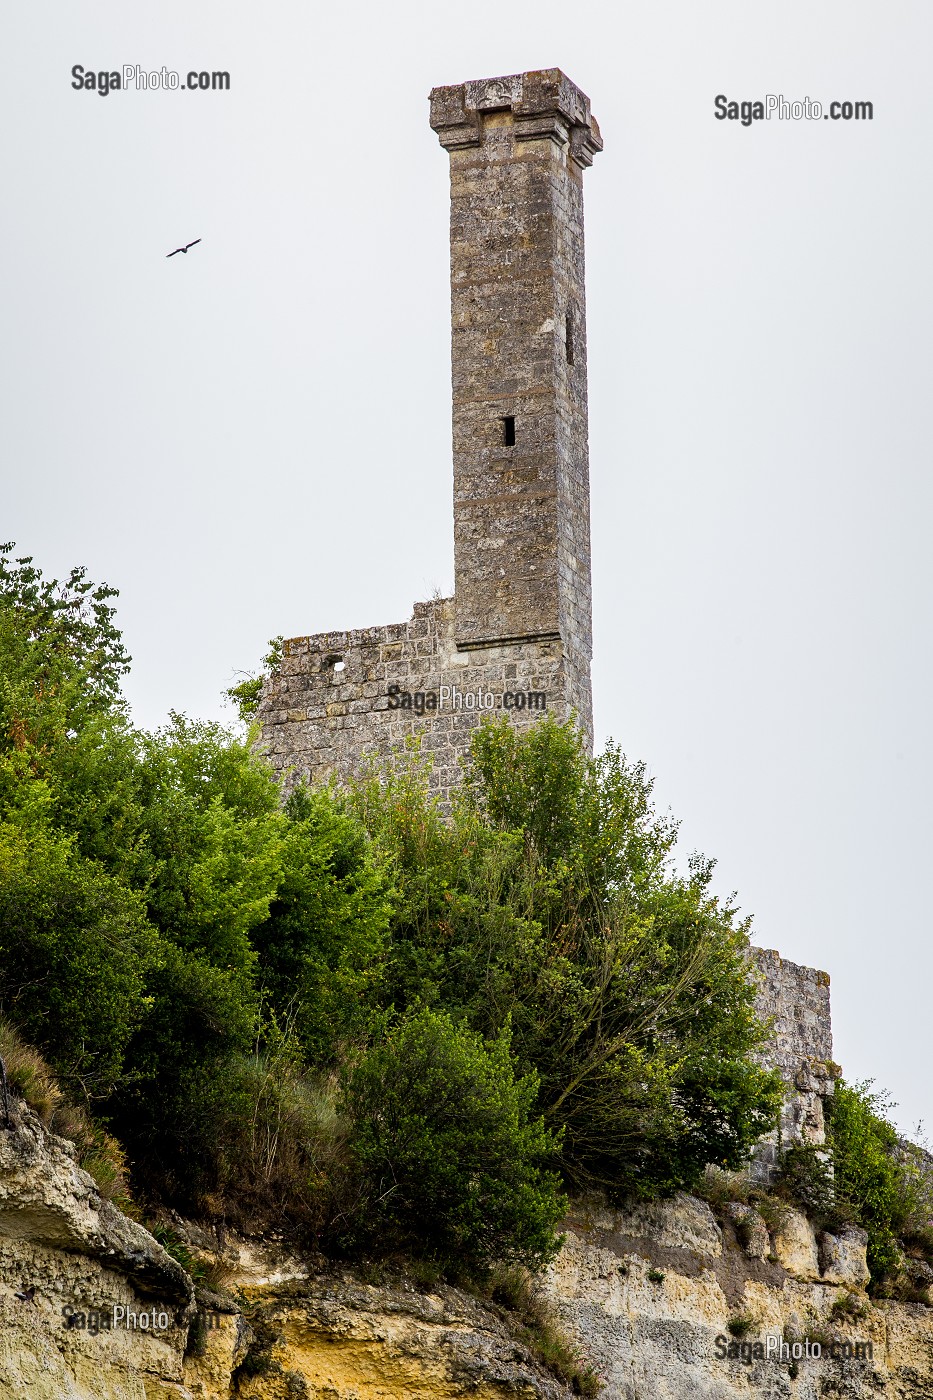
3;2;930;1135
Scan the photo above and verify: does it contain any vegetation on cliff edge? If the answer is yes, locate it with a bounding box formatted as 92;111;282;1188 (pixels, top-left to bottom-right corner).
0;543;788;1276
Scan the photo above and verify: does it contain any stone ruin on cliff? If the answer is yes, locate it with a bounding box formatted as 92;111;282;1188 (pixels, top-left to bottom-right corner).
256;68;837;1172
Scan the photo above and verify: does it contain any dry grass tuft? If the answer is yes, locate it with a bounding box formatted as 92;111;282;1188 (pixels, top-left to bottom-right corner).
0;1018;132;1207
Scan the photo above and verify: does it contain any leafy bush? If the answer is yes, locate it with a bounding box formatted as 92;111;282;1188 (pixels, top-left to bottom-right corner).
0;822;157;1097
775;1143;843;1225
342;1008;565;1272
827;1080;922;1285
109;944;258;1210
0;546;795;1278
250;784;392;1064
349;718;782;1201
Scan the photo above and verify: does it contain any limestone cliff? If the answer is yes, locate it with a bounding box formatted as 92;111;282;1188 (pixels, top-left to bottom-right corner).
545;1194;933;1399
0;1097;193;1398
2;1097;933;1400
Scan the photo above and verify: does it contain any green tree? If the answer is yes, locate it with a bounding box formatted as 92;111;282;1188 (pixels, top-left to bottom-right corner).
828;1080;921;1284
343;1007;565;1271
250;783;392;1063
348;718;782;1200
0;819;157;1097
109;943;258;1208
129;714;284;969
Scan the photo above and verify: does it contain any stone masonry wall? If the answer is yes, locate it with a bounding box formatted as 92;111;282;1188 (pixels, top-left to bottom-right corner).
749;948;836;1179
259;69;602;803
257;595;589;809
431;70;601;685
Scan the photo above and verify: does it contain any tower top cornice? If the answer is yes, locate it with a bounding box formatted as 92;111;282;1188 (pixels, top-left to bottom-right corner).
429;68;603;167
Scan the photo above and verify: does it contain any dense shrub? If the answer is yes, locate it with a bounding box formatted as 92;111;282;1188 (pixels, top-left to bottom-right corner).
250;784;392;1064
0;543;792;1273
109;944;259;1208
342;1008;565;1271
827;1080;925;1285
0;822;157;1096
349;718;782;1200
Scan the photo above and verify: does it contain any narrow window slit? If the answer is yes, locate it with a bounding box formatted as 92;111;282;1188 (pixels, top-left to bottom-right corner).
502;415;516;447
565;309;575;365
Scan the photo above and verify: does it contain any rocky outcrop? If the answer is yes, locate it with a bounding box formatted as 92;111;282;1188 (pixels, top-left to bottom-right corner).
2;1099;932;1399
0;1099;193;1399
545;1193;933;1399
185;1273;573;1400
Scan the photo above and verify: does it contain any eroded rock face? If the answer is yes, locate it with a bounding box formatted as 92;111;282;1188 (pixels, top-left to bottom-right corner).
2;1102;932;1400
0;1103;193;1400
185;1275;572;1400
544;1196;933;1400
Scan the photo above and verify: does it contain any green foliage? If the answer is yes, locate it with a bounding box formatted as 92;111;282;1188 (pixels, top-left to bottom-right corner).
830;1290;866;1320
342;1008;566;1272
775;1143;843;1224
129;714;284;967
0;542;129;731
827;1080;921;1285
0;820;157;1096
778;1083;933;1290
224;637;284;724
110;944;258;1208
250;784;392;1063
349;717;782;1201
0;545;802;1279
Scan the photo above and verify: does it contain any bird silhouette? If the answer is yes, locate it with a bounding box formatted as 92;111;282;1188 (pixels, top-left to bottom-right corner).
14;1287;35;1304
166;239;201;258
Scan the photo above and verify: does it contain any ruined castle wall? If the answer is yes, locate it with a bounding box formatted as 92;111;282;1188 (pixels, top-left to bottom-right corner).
257;67;837;1166
749;948;836;1178
257;596;589;807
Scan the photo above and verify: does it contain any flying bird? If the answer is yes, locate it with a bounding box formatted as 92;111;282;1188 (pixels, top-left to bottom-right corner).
166;239;201;258
14;1287;36;1304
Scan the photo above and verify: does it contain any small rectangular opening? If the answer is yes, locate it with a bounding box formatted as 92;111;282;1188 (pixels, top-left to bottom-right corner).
565;309;575;365
501;415;516;447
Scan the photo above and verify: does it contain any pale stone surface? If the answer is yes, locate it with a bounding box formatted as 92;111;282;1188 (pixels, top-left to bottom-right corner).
748;948;837;1182
820;1227;872;1288
773;1208;821;1280
257;597;588;811
259;69;601;807
544;1195;933;1400
0;1104;193;1400
724;1202;770;1261
608;1191;723;1258
2;1107;932;1400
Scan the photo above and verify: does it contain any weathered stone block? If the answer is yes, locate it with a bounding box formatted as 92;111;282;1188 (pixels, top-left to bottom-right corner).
773;1208;820;1280
820;1227;871;1288
725;1202;770;1261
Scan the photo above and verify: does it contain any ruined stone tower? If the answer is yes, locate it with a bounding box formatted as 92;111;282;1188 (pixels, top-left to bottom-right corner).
434;71;601;714
257;70;603;804
256;69;837;1171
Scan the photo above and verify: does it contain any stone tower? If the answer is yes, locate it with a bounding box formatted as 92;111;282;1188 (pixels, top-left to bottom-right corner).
432;71;602;734
255;71;837;1183
257;71;602;804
